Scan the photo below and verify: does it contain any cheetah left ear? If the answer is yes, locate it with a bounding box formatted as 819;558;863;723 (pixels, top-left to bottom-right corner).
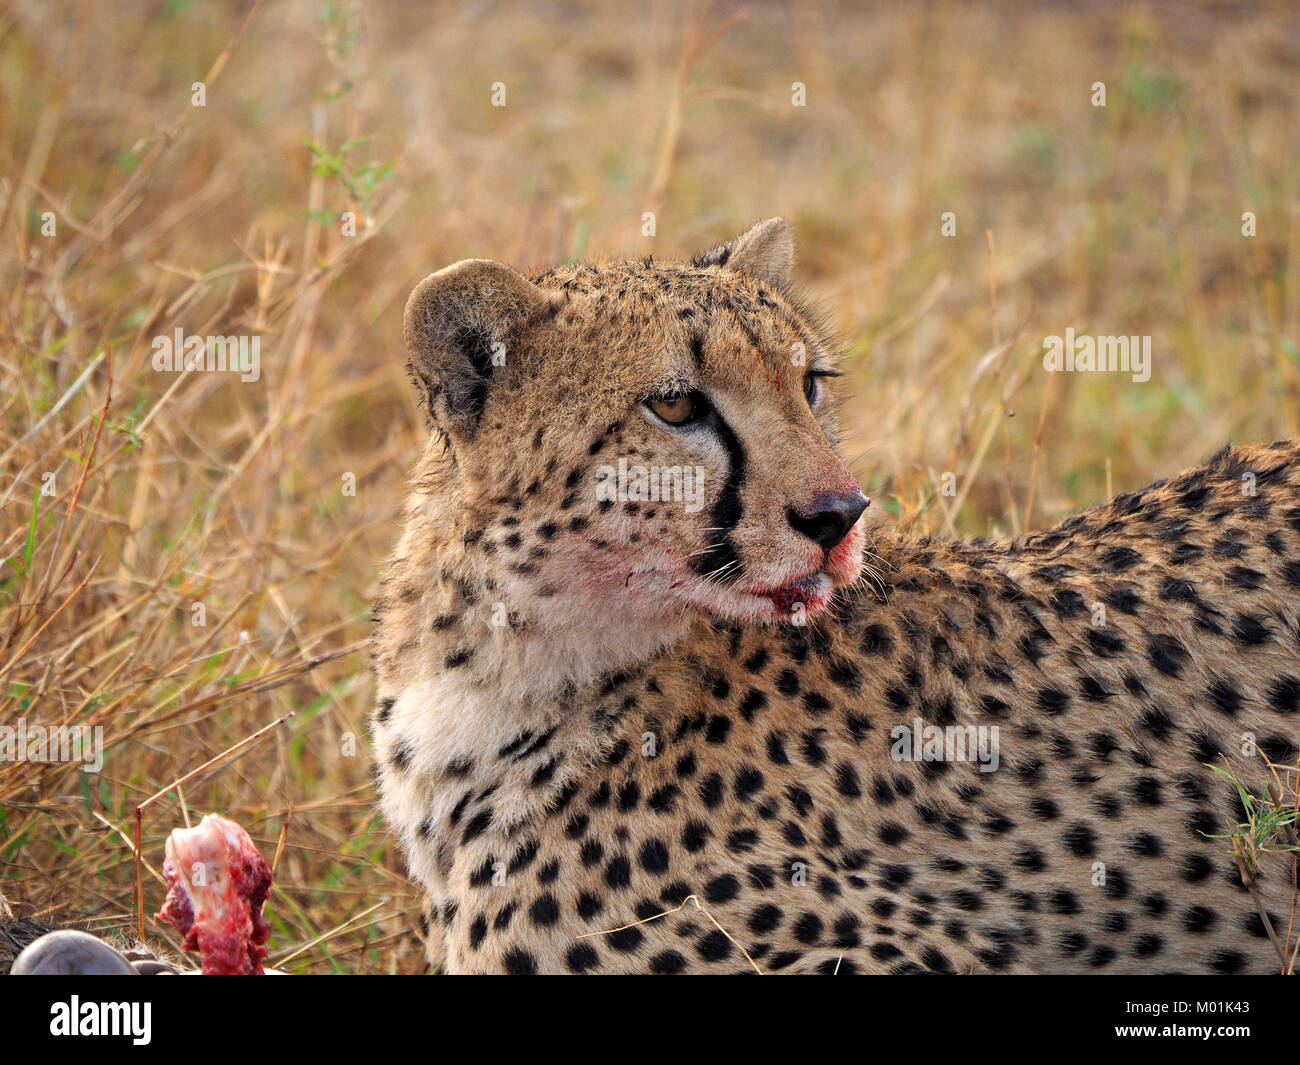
404;259;561;440
696;218;794;288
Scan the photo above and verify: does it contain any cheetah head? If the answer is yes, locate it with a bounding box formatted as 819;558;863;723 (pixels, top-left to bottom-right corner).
403;219;866;632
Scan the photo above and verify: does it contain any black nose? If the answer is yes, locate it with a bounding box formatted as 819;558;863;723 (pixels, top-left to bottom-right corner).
787;491;868;551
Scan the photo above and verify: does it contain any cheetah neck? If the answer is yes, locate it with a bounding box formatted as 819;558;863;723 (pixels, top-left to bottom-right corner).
372;513;693;886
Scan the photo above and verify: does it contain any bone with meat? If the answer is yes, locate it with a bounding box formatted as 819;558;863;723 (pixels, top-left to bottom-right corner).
156;813;273;975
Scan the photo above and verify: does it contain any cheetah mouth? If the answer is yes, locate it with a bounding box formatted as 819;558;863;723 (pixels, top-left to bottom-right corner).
675;520;866;623
657;563;837;624
743;569;835;616
643;521;865;624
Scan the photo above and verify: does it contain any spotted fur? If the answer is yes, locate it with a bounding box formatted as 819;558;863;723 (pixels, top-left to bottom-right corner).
372;220;1299;974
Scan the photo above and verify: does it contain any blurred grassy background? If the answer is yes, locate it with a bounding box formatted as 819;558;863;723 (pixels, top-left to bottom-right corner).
1;0;1297;972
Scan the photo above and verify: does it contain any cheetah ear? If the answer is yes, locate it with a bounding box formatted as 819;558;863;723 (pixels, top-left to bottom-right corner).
696;218;794;288
404;259;559;437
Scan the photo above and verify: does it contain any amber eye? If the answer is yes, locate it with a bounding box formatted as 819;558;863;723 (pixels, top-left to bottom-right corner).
647;394;697;425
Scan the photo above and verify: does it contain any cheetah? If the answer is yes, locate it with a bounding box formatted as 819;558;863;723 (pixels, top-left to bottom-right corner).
371;219;1300;974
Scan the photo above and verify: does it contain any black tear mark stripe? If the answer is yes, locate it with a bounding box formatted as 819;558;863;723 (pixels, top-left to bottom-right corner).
689;404;747;582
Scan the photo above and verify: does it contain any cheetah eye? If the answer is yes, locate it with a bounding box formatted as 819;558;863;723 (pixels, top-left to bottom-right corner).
803;368;841;408
646;393;701;426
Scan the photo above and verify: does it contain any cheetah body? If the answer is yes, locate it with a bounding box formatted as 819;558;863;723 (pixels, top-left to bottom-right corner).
371;221;1299;974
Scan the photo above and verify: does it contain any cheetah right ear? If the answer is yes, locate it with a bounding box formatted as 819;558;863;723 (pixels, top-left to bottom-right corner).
694;218;795;288
404;259;560;438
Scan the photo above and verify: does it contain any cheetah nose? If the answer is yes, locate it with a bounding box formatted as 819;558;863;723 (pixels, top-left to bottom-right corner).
787;490;868;551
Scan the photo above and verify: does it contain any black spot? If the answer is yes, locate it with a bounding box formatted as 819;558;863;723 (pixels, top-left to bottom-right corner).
1059;932;1088;956
1014;846;1046;872
1051;589;1086;618
1209;949;1246;974
1158;577;1197;602
681;821;710;852
1106;586;1143;614
1180;853;1215;882
828;659;861;691
727;828;760;853
1133;933;1163;958
1049;889;1081;915
1260;733;1299;764
576;892;603;920
528;894;561;928
830;703;868;740
502;947;538;975
738;688;768;721
697;931;733;962
1232;614;1271;646
565;943;599;972
461;808;493;844
1036;686;1071;715
792;912;824;944
1140;706;1175;741
1130;776;1163;806
1189;808;1219;839
1129;833;1164;858
734;766;765;800
1267;676;1300;714
1086;628;1126;657
604;855;632;890
638;838;670;875
1063;823;1097;857
834;763;861;797
861;623;895;656
803;691;832;716
606;927;644;953
878;821;910;845
649;950;687;974
1226;565;1264;588
705;715;732;743
1029;797;1060;821
802;729;828;765
704;874;740;904
1147;634;1190;677
468;915;487;950
785;785;814;817
1140;893;1168;917
1100;546;1141;572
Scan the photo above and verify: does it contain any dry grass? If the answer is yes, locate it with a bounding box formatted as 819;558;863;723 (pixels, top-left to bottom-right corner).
0;0;1297;972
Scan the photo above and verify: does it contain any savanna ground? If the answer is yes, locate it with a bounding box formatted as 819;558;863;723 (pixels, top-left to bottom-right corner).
1;0;1297;973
